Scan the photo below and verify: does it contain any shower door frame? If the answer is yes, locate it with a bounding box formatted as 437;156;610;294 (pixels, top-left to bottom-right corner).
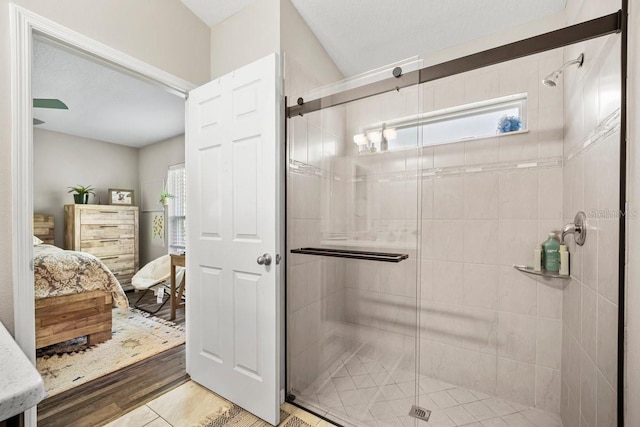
284;8;628;427
287;12;622;118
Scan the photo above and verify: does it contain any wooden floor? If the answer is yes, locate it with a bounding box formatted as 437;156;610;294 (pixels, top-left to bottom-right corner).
37;290;187;427
128;288;186;328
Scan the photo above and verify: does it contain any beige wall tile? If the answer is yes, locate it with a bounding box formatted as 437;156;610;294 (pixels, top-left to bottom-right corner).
597;295;618;388
538;167;563;220
463;263;498;310
563;280;582;341
434;176;465;219
597;370;617;427
463;220;500;265
496;358;535;406
498;220;538;266
537;283;562;320
498;266;537;316
499;170;539;219
497;312;537;364
580;352;598;426
464;173;499;219
597;219;620;304
536;318;562;370
535;366;561;414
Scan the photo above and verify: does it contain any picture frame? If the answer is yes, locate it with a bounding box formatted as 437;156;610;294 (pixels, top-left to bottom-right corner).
108;188;134;205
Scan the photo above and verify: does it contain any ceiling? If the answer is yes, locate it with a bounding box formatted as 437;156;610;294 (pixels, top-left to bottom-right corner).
181;0;566;77
32;39;185;148
289;0;567;76
32;1;567;146
180;0;256;27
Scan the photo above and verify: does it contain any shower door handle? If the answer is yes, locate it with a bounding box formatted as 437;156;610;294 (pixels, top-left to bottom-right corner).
257;253;272;266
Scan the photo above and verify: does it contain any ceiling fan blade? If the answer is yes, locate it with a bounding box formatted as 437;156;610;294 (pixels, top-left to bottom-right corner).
33;118;45;125
33;99;68;109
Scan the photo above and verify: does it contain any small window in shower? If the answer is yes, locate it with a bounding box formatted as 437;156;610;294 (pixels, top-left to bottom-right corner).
353;93;527;153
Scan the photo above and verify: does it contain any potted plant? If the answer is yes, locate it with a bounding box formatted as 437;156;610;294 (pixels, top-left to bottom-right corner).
67;185;95;204
159;191;174;206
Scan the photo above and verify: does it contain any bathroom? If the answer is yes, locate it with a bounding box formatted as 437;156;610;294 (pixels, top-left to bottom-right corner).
285;7;621;427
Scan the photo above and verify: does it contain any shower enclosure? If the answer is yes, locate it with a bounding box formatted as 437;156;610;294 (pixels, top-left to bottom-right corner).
287;62;423;426
286;15;622;427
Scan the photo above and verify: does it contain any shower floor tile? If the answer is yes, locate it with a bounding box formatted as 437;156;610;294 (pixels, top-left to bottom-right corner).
294;354;563;427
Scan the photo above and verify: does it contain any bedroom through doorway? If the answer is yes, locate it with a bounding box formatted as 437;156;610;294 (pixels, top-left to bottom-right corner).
30;35;190;417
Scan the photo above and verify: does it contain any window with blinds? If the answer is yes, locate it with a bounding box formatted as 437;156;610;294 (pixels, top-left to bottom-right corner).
167;164;186;253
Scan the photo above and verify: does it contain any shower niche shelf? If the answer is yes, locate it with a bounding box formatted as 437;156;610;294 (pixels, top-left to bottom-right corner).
291;247;409;263
513;264;571;280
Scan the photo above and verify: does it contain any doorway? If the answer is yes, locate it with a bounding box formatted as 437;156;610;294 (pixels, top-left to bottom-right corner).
11;5;194;426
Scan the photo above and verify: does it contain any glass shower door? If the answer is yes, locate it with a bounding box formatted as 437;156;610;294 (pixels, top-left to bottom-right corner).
286;62;423;426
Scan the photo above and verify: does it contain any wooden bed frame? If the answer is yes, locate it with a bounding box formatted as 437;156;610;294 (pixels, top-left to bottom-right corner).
34;213;113;349
35;291;112;349
33;213;54;245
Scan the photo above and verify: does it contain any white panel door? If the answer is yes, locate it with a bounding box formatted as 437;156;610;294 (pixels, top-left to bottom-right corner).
186;53;281;425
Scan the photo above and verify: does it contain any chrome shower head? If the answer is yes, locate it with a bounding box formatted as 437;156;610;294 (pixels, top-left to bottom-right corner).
542;72;560;87
541;53;584;87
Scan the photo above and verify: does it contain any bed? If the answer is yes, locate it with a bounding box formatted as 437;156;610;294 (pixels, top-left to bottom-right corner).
33;214;129;349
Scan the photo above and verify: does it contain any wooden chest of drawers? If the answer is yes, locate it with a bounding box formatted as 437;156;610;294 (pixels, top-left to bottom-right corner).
64;204;139;289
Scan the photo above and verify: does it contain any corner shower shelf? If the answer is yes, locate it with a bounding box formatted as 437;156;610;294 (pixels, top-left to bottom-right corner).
513;265;571;280
291;247;409;263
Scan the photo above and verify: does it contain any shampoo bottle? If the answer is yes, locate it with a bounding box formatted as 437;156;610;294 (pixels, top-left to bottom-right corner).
543;232;560;272
534;244;543;272
559;244;570;276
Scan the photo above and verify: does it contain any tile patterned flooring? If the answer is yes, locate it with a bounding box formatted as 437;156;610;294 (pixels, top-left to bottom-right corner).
106;354;563;427
105;381;330;427
294;352;563;427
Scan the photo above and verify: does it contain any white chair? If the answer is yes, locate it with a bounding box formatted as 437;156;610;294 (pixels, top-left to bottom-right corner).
132;254;185;314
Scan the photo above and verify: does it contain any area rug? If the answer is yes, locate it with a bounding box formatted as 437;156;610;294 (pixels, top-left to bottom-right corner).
36;308;185;397
203;407;313;427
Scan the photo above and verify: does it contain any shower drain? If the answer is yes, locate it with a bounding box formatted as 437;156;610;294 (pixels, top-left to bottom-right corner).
408;405;432;422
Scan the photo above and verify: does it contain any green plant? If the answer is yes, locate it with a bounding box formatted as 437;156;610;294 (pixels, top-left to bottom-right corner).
67;185;95;197
159;191;174;205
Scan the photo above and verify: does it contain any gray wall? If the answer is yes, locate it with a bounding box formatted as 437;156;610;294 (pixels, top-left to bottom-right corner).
138;134;185;266
210;0;280;79
33;129;185;269
33;128;139;248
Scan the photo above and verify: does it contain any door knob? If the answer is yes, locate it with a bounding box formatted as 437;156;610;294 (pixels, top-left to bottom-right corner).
257;253;272;266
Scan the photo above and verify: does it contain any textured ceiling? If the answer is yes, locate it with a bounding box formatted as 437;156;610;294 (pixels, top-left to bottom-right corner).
180;0;256;27
32;39;184;147
290;0;567;76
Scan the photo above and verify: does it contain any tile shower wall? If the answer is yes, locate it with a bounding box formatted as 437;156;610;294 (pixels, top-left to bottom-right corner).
286;58;352;394
288;28;620;426
419;51;566;413
342;84;422;376
283;18;352;395
288;118;350;393
341;50;568;414
559;26;621;427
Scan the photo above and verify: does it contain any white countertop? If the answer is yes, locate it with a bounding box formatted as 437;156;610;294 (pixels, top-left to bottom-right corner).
0;322;46;422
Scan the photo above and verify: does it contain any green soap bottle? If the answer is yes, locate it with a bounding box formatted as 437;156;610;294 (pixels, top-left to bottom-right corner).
542;232;560;272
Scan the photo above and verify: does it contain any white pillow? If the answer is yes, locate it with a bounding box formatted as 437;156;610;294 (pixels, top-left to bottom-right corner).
33;235;43;246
